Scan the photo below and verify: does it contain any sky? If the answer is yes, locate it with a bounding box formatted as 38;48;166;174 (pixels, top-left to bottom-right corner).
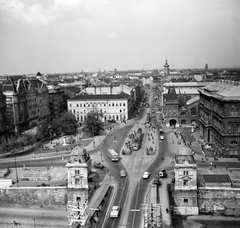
0;0;240;75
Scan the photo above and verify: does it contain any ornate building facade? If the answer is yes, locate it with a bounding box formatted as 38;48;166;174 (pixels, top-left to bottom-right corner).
198;80;240;158
66;145;92;227
171;147;199;215
2;77;50;134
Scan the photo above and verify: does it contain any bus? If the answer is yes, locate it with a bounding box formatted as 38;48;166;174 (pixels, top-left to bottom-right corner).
108;149;119;162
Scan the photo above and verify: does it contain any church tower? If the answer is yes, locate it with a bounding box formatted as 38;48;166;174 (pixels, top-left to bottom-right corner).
163;59;170;76
66;145;92;227
172;147;199;215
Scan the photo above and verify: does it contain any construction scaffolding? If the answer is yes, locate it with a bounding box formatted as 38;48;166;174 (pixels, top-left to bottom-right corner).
141;203;162;228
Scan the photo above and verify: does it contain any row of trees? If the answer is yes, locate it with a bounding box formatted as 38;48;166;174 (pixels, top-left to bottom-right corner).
0;111;104;155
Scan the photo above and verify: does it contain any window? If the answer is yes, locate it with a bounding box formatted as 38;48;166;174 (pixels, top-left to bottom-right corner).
120;103;122;106
75;170;80;174
116;103;118;106
191;107;196;115
230;106;235;116
183;199;188;203
75;178;80;185
77;104;79;107
80;104;82;107
70;104;72;107
112;103;114;107
183;171;188;175
183;180;188;186
123;103;125;106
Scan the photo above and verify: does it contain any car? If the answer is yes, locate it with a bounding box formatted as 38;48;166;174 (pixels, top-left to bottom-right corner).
159;169;167;178
108;119;116;123
120;170;127;177
37;183;50;187
143;172;150;179
110;206;120;218
160;135;164;140
93;161;104;169
159;128;164;134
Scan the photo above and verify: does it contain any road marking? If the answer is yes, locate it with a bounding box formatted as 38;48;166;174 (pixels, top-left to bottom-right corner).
130;209;141;212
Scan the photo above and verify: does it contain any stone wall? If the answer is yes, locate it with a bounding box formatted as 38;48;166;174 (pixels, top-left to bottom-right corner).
171;190;199;215
0;187;68;210
198;188;240;215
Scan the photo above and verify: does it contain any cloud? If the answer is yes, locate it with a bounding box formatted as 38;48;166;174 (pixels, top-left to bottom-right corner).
108;32;116;38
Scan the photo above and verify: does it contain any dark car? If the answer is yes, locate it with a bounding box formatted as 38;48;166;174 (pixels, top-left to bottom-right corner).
159;169;167;178
38;183;50;187
93;161;104;169
108;119;116;123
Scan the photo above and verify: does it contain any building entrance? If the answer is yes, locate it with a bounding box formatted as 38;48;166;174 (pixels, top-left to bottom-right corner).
169;119;177;126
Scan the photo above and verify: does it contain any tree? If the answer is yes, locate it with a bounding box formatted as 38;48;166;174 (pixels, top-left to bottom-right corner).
37;120;52;140
84;111;104;136
51;112;78;136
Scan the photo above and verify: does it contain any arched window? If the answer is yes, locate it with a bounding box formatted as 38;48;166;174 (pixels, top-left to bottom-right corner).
181;120;186;125
230;106;235;116
230;141;238;145
191;107;196;115
236;107;239;116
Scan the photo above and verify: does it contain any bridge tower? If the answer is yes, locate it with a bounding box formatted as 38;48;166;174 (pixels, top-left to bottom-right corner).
66;145;92;227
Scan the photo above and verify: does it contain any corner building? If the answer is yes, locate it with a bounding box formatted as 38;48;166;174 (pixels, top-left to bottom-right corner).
67;92;131;125
198;80;240;158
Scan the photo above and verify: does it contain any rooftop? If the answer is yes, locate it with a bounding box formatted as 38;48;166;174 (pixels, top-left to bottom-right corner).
203;174;232;183
67;92;130;101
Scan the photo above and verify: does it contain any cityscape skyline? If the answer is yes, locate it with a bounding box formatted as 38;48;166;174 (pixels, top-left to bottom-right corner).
0;0;240;75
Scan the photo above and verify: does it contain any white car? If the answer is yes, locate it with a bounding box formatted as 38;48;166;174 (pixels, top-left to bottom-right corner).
160;135;164;140
110;206;120;218
120;170;127;177
143;172;150;179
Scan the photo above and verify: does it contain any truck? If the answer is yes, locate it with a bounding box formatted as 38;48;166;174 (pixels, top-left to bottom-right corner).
133;128;143;151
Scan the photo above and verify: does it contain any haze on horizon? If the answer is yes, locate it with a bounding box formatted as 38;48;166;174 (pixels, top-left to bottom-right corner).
0;0;240;75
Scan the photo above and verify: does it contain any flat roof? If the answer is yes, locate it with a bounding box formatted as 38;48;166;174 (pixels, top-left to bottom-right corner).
68;92;130;101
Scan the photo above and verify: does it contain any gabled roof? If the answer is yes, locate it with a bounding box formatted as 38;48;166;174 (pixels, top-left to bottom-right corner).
2;77;17;93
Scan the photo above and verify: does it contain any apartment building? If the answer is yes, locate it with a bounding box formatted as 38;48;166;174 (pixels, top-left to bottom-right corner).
67;92;131;125
47;85;68;120
198;80;240;158
2;77;50;134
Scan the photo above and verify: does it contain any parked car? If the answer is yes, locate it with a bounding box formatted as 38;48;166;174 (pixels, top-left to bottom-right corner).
159;169;167;178
120;170;127;177
38;183;50;187
160;135;164;140
110;206;120;218
93;161;104;169
143;172;150;179
108;119;116;123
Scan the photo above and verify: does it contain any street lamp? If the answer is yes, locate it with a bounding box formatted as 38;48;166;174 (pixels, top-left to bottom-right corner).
12;149;19;187
33;218;35;228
